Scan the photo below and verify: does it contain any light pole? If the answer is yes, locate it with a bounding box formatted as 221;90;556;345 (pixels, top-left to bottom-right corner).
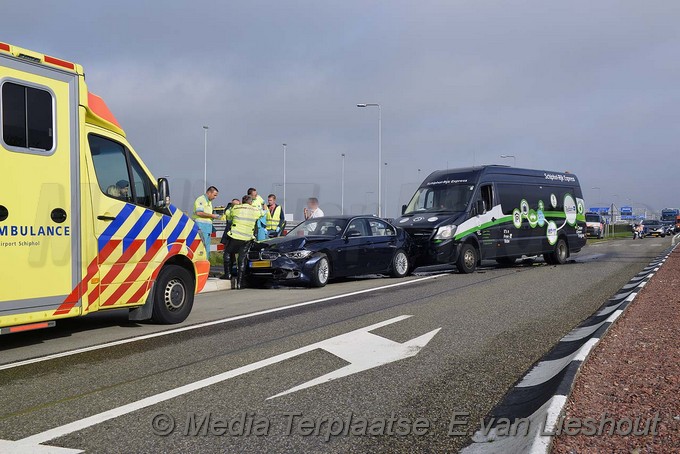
282;143;287;217
202;126;209;190
383;162;388;218
357;103;382;217
500;154;516;166
591;187;601;206
341;153;346;215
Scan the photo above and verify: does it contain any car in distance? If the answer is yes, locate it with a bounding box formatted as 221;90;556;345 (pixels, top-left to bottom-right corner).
245;216;413;287
641;219;666;238
585;212;605;239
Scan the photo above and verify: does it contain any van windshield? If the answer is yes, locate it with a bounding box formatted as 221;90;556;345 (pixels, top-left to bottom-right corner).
404;184;475;215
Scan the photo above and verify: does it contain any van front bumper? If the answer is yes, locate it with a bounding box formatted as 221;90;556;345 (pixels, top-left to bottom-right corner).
414;238;461;266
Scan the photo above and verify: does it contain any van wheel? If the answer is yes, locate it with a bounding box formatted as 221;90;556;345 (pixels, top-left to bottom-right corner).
310;257;330;287
548;238;568;265
456;243;478;274
152;265;194;324
390;250;410;278
496;257;516;266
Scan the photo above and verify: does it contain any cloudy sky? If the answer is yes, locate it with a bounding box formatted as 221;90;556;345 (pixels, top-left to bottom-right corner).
4;1;679;217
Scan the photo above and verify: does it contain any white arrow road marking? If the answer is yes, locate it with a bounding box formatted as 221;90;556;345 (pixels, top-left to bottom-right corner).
268;321;441;399
3;315;439;452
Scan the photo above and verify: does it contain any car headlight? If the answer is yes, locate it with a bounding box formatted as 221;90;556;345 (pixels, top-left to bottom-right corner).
284;250;313;259
434;225;457;240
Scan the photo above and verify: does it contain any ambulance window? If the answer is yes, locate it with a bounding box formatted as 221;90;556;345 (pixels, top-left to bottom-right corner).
1;82;53;152
88;135;133;203
129;156;153;208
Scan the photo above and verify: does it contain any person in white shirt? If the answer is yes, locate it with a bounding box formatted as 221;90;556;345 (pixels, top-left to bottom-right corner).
304;197;324;219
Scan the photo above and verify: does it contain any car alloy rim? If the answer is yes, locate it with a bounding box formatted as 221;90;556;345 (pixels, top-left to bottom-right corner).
318;259;329;283
464;249;475;269
395;252;408;275
164;278;186;311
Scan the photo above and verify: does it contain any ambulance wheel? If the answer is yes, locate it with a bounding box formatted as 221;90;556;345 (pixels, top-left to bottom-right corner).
310;257;330;287
456;243;478;274
152;265;194;324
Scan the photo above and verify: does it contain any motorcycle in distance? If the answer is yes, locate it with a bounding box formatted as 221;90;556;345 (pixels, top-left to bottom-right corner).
632;223;644;240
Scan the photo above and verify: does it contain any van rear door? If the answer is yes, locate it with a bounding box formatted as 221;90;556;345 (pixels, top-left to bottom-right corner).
0;54;80;319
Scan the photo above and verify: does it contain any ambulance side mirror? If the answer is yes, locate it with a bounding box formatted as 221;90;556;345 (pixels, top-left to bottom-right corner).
157;178;170;208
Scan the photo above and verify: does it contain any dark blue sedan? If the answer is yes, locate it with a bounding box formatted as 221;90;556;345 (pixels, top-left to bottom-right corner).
245;216;413;287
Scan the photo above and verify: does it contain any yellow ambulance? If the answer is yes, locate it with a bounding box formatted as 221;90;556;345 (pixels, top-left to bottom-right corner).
0;42;210;334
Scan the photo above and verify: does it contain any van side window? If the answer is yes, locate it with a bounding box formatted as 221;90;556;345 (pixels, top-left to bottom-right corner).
1;82;54;152
89;135;133;203
480;185;493;212
129;155;154;208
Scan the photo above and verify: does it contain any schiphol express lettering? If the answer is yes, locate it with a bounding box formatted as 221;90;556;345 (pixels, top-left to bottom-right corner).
426;179;469;186
0;225;71;237
544;172;576;183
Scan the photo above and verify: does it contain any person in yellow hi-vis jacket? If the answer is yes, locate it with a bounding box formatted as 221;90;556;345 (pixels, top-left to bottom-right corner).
192;186;220;260
219;195;264;288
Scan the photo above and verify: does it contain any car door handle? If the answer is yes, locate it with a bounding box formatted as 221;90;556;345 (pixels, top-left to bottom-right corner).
97;215;117;221
491;217;496;222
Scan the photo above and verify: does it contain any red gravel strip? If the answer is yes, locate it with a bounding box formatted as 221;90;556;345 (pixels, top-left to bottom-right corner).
552;247;680;453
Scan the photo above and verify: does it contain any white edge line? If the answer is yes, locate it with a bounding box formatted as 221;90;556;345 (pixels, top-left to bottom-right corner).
0;276;439;372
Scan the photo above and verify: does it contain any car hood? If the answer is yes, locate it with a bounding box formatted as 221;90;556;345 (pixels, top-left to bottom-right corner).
394;212;464;229
253;235;331;253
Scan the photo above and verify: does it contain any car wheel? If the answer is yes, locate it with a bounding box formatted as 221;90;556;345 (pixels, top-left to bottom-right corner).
151;265;194;324
550;238;568;265
310;257;330;287
456;243;478;274
390;250;410;278
496;257;516;266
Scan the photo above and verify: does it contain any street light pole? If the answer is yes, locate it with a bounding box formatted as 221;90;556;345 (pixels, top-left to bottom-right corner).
500;154;516;166
357;103;382;217
202;126;209;190
282;143;287;217
341;153;346;215
591;187;601;206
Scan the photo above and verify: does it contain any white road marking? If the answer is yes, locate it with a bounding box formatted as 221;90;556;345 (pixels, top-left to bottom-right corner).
10;315;438;449
0;276;438;372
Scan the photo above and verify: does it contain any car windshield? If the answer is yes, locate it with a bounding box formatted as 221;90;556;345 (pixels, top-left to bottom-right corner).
404;184;475;215
288;218;348;238
642;220;659;226
585;214;600;222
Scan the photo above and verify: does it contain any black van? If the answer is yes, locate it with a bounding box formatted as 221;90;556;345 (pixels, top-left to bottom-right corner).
398;165;587;273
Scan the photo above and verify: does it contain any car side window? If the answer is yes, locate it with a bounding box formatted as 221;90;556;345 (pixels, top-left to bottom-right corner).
369;219;396;236
346;219;371;236
88;134;133;203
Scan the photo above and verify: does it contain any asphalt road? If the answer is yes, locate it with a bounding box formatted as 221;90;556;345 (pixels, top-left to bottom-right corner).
0;237;670;453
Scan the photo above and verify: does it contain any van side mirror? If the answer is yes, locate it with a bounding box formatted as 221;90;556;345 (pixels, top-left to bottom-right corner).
476;200;486;215
401;204;407;215
156;178;170;208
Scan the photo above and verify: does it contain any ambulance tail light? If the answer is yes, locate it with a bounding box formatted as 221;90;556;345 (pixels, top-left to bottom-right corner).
0;42;9;52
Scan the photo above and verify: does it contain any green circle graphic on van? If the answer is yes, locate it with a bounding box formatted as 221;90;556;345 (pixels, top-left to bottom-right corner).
528;209;538;228
577;200;584;215
537;209;546;227
550;194;557;208
547;220;558;245
513;209;522;228
564;193;577;226
538;200;545;211
520;199;529;216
